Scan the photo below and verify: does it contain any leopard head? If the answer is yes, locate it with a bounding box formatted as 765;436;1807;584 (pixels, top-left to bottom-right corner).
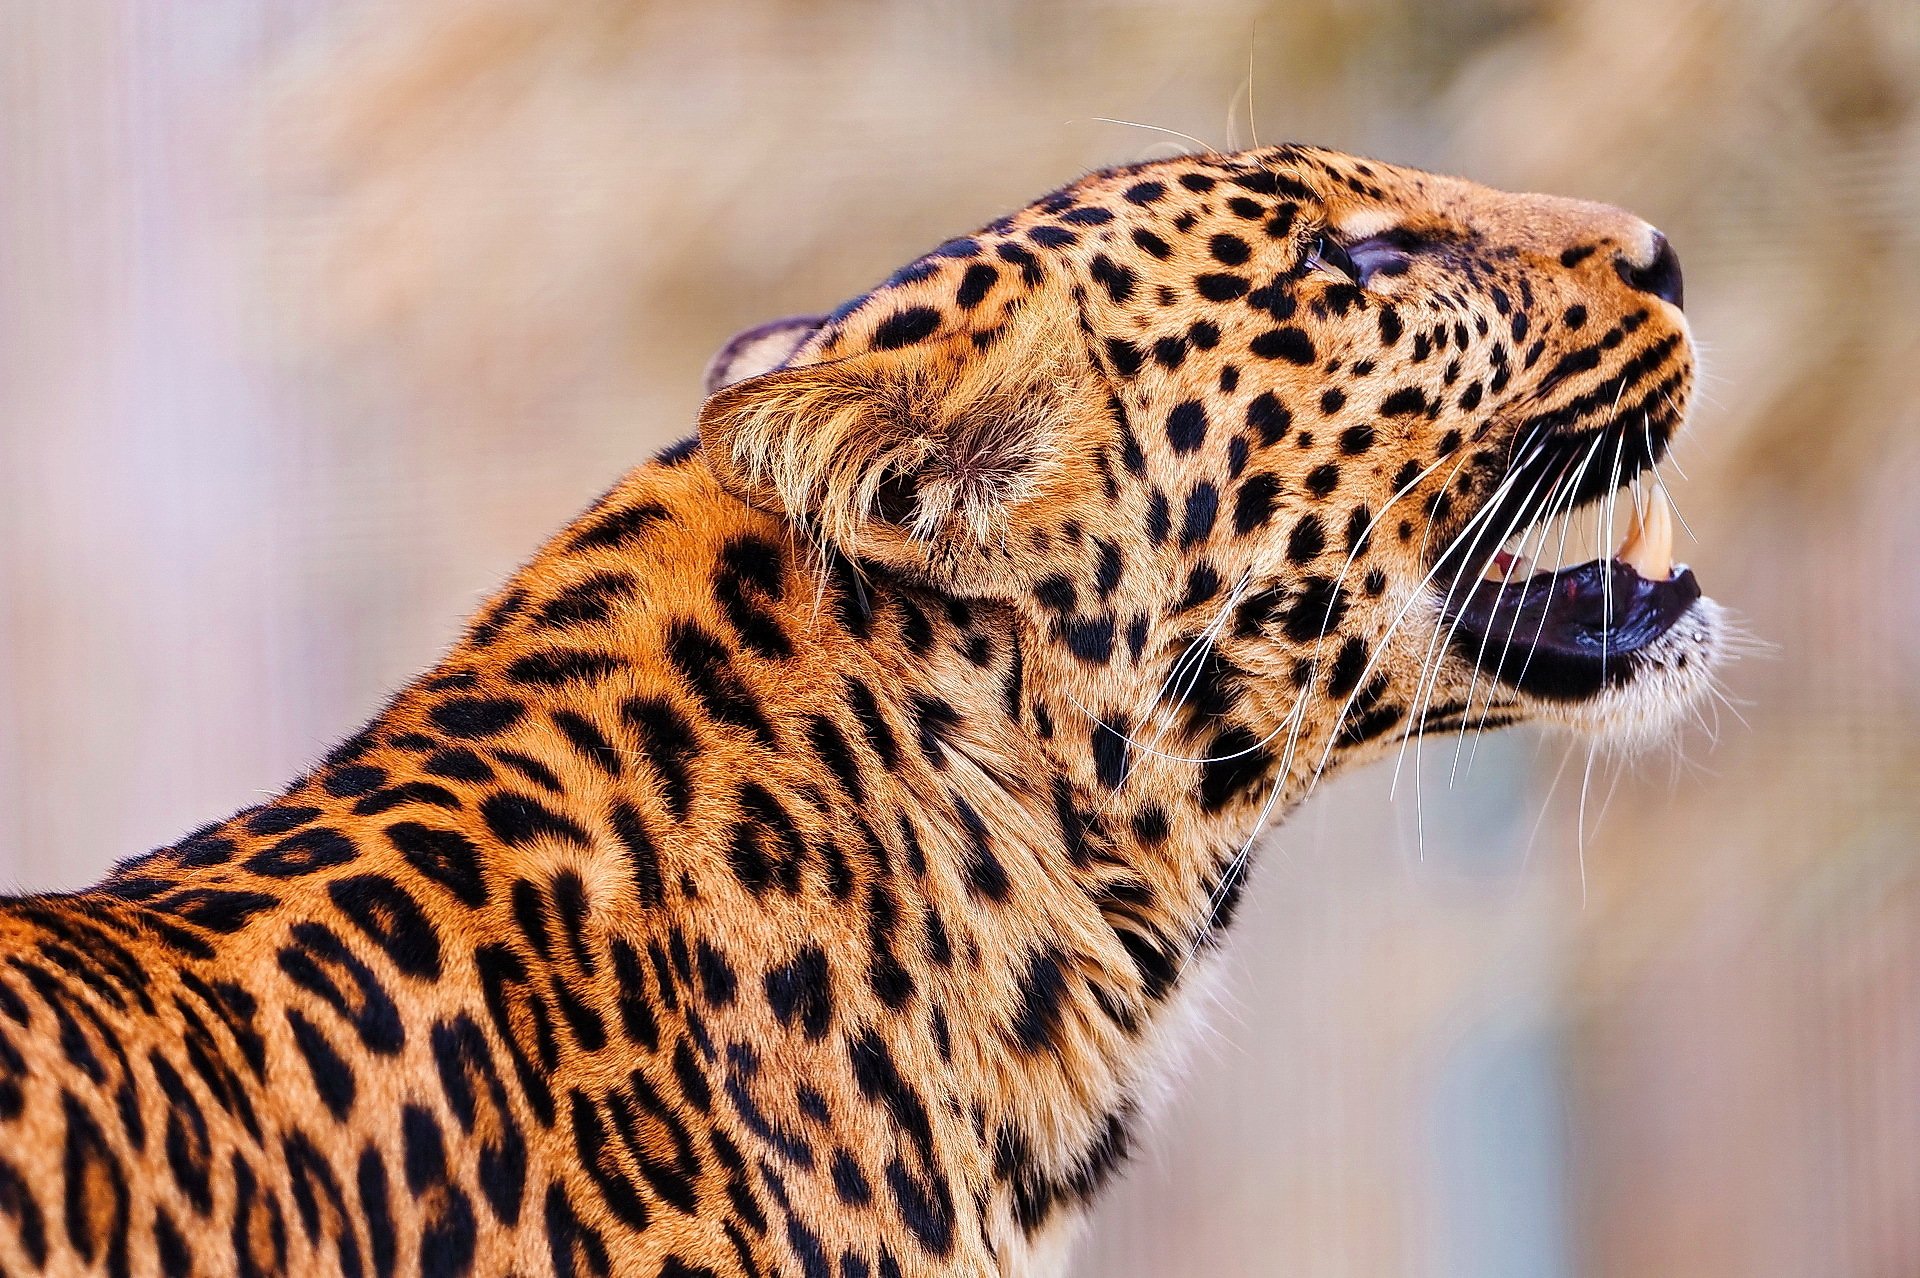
699;144;1720;821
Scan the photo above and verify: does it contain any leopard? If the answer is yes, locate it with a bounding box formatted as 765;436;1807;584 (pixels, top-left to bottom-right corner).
0;143;1720;1277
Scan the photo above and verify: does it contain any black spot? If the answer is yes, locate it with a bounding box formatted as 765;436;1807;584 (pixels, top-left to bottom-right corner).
1104;337;1144;377
1179;562;1222;614
154;887;279;934
1281;577;1349;643
1194;273;1249;301
601;801;663;910
728;784;808;897
533;572;635;631
842;678;901;772
1090;254;1136;303
468;587;529;647
666;623;778;749
491;756;560;798
430;1015;528;1226
245;827;357;879
695;941;737;1008
806;715;866;805
1034;575;1076;612
1379;386;1428;416
822;549;876;639
1209;233;1251;266
909;695;960;766
507;649;628;687
351;780;462;818
1132;806;1170;844
479;793;592;849
1286;514;1326;563
997;241;1044;286
955;798;1010;901
423;748;493;783
655;435;701;465
1246;392;1291;445
567;502;668;554
550;711;622;777
544;1183;611;1278
279;921;408;1060
622;696;699;821
1092;717;1130;790
384;823;486;909
1305;463;1340;497
428;698;526;740
329;875;442;980
1130;228;1171;258
712;535;791;661
872;307;942;350
1164;400;1208;454
1094;540;1124;598
247;805;318;836
1123;181;1165;204
1145;489;1171;546
1250;327;1315;364
765;946;833;1040
1060;615;1113;665
832;1151;873;1207
149;1054;213;1213
1327;637;1370;698
1198;728;1273;812
287;1009;358;1119
1007;948;1070;1053
955;263;998;309
228;1153;289;1278
1340;423;1376;454
1245;281;1297;321
1179;483;1219;549
1233;472;1281;534
1319;387;1347;415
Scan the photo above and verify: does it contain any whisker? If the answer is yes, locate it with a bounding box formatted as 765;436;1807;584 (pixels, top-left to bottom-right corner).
1502;431;1609;697
1393;454;1558;798
1302;447;1548;792
1087;117;1217;156
1449;466;1572;781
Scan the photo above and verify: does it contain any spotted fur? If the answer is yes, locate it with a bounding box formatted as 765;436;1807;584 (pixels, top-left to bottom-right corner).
0;145;1717;1277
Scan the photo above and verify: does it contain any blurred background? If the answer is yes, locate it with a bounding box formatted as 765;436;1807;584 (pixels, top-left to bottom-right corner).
3;1;1917;1273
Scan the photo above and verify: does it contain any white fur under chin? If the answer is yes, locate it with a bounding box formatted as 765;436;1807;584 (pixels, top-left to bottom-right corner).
1540;595;1728;751
991;950;1235;1278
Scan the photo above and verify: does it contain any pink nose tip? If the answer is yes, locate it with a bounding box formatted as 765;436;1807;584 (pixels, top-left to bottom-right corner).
1616;231;1684;309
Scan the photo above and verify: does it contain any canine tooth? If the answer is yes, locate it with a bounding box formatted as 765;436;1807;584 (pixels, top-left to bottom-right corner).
1617;488;1674;579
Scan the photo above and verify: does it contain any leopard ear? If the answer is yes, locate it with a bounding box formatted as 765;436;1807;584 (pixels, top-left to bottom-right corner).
702;315;824;394
697;304;1105;588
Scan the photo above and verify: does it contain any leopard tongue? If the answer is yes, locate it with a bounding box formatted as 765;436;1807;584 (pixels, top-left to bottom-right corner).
1616;488;1675;580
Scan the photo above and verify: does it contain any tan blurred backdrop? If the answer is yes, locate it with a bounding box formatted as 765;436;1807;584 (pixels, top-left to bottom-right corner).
3;1;1918;1274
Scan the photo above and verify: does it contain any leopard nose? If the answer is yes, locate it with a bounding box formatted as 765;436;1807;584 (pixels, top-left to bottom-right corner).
1616;231;1684;309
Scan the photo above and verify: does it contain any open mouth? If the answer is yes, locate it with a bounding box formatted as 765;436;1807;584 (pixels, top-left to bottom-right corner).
1439;466;1701;703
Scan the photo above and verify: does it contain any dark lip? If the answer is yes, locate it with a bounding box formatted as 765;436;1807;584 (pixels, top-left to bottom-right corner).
1443;558;1702;701
1428;370;1697;702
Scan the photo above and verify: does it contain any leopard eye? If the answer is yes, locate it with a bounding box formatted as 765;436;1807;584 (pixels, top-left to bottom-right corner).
1310;234;1359;281
1346;234;1417;284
